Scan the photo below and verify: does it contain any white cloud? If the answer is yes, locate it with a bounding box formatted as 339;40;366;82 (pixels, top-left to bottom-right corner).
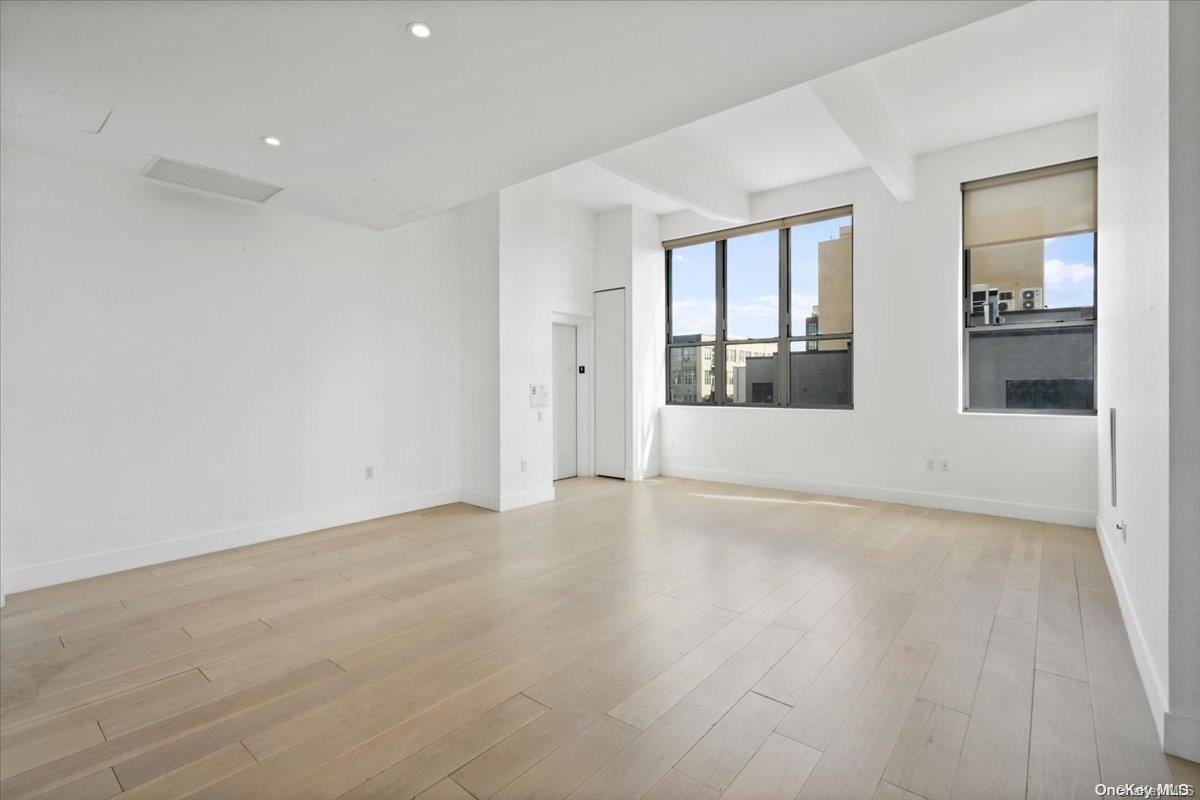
1044;259;1094;286
727;294;779;318
791;293;819;316
671;297;716;336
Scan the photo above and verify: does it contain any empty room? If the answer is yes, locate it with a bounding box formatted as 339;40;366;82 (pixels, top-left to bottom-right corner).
1;1;1197;799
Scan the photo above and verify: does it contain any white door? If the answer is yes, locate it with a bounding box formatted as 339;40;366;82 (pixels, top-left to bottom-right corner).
553;323;577;480
594;288;626;479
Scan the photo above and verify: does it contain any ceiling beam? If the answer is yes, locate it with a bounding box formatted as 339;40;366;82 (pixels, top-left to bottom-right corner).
811;65;915;201
592;137;749;224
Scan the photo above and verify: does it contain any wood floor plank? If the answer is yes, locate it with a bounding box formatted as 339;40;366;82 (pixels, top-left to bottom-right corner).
0;718;105;778
0;478;1171;800
117;743;256;800
918;555;1007;714
948;616;1036;800
881;699;968;800
1034;529;1088;683
995;526;1042;623
795;636;937;800
674;690;790;792
607;617;770;730
0;660;343;800
337;693;548;800
454;607;732;799
1027;670;1100;800
568;625;800;800
415;778;479;800
645;769;718;800
720;732;822;800
490;714;639;800
25;767;120;800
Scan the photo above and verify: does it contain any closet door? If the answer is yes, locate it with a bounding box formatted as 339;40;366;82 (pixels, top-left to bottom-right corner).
594;289;626;479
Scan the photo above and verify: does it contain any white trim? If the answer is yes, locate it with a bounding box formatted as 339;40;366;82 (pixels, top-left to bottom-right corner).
460;485;556;513
660;464;1096;526
1165;712;1200;762
1095;514;1170;745
497;485;556;512
552;310;596;478
1;488;460;595
459;489;501;512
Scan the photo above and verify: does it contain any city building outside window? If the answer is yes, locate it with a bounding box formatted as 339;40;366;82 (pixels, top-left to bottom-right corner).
962;158;1097;413
665;206;853;408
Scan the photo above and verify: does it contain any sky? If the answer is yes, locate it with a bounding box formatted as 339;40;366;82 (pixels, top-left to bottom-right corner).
1042;232;1095;308
670;215;850;341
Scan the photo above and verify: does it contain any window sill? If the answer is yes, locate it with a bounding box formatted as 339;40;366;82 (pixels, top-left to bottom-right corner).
960;409;1097;418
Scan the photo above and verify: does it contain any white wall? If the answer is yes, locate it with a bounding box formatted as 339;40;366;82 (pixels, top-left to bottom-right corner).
1097;0;1200;758
0;146;462;593
595;206;664;482
1166;0;1200;759
658;116;1099;526
456;178;598;511
457;194;502;506
630;207;665;480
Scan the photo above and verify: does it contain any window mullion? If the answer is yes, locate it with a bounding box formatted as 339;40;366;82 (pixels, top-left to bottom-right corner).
716;240;727;405
778;227;789;406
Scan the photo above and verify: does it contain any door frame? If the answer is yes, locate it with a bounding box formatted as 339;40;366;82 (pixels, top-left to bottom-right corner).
552;312;595;478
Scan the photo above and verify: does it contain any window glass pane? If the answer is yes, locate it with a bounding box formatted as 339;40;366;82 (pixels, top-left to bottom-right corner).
725;230;779;340
967;232;1094;326
1043;232;1095;309
790;214;852;337
967;326;1094;411
669;242;715;344
789;339;852;407
726;342;778;404
669;345;715;404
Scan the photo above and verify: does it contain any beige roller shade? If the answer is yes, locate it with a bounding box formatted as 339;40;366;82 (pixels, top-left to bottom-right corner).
662;204;853;250
963;158;1096;249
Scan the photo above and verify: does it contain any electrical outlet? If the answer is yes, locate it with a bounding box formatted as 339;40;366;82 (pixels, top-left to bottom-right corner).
940;460;950;473
520;458;527;472
537;410;543;423
925;458;935;472
364;465;374;479
1116;521;1127;543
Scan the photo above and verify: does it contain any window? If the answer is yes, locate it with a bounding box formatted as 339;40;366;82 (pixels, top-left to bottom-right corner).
962;158;1096;414
665;206;853;408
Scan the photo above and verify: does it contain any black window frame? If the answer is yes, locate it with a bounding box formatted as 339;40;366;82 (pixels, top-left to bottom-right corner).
665;205;854;409
961;158;1098;415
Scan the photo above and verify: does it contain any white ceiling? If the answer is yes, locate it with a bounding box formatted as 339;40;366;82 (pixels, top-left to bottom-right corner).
870;0;1114;154
659;84;868;195
0;0;1020;230
554;0;1113;215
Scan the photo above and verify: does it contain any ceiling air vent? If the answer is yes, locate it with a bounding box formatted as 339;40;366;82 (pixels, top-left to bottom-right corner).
143;157;282;202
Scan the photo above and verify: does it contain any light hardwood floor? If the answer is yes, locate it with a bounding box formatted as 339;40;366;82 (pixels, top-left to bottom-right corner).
0;477;1186;800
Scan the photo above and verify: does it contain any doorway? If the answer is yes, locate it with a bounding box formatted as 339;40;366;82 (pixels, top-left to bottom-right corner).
553;322;578;480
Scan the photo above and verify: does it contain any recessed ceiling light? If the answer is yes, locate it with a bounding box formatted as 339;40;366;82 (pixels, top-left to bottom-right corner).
406;22;431;39
261;136;281;147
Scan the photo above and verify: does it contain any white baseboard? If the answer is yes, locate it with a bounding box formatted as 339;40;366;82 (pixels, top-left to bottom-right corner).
1095;514;1170;746
660;464;1096;526
459;489;501;512
1;488;461;595
457;485;556;512
498;485;555;511
1165;711;1200;762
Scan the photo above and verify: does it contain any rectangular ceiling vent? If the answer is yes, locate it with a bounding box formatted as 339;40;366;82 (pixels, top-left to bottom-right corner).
143;157;282;203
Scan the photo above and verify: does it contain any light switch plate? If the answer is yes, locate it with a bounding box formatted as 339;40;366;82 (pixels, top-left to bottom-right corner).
530;384;549;408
